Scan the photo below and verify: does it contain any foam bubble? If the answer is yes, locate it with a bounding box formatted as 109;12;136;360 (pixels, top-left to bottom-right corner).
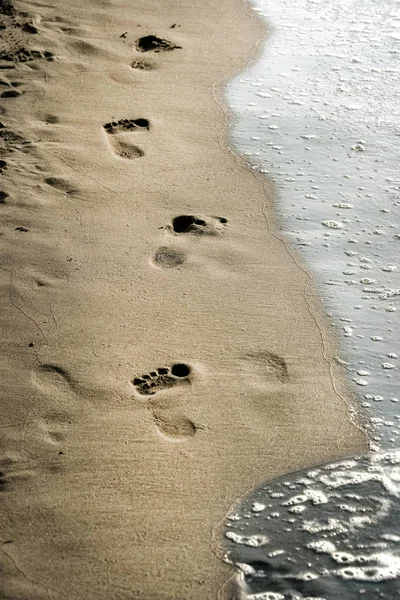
225;532;270;547
224;452;400;599
322;220;344;229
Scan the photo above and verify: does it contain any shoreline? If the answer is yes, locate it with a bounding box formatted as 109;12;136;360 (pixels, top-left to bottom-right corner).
0;1;367;598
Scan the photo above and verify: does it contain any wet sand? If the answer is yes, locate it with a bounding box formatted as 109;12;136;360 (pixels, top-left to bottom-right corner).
0;0;367;598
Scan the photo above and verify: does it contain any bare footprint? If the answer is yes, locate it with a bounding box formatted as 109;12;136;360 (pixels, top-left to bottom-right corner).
103;118;149;159
135;35;181;53
152;410;196;440
31;363;76;398
152;246;187;269
0;452;35;493
132;363;191;396
0;48;54;63
1;88;22;98
45;176;79;195
131;59;155;70
170;214;228;236
242;351;289;384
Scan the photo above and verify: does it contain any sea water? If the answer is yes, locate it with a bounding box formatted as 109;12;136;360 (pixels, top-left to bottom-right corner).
223;0;400;596
224;451;400;599
226;0;400;447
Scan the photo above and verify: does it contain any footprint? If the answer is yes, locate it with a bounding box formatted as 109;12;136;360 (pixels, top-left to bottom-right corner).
104;118;149;135
0;452;34;493
152;246;187;269
44;176;79;195
170;214;228;236
43;114;59;124
103;118;149;159
31;363;75;397
0;126;30;151
135;35;181;53
1;88;22;98
243;351;289;384
131;59;155;70
22;22;38;34
132;363;191;396
0;48;54;63
152;410;196;440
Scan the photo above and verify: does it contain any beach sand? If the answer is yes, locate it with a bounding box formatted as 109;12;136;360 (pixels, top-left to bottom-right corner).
0;0;367;598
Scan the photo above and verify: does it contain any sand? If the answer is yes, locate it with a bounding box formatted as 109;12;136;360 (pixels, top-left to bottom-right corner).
0;0;367;598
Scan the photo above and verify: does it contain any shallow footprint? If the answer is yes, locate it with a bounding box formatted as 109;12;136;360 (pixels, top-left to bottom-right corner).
135;35;181;53
170;214;228;236
152;410;196;440
152;246;187;269
31;363;75;397
45;176;79;195
103;118;149;159
243;350;289;384
132;363;191;396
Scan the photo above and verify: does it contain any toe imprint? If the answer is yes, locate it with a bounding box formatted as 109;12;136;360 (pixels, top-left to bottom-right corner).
135;35;181;53
171;214;228;235
131;60;155;70
132;363;191;395
103;118;150;135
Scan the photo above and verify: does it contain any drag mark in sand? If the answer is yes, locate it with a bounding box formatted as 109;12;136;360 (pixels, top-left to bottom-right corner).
103;118;149;159
135;35;181;53
171;214;228;235
132;363;192;396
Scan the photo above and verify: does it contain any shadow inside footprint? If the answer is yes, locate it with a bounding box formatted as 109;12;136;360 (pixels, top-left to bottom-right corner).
1;89;22;98
133;363;191;396
135;35;181;53
171;214;228;236
45;176;79;195
103;118;149;159
131;60;155;70
153;410;196;440
152;246;186;269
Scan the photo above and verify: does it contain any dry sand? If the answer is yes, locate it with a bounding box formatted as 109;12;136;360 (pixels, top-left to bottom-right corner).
0;0;367;598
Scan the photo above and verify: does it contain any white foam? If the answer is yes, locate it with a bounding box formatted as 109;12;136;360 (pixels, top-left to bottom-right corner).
227;0;400;445
322;220;344;229
225;532;270;547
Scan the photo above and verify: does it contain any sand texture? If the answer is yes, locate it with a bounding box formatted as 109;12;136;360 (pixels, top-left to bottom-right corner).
0;0;367;598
